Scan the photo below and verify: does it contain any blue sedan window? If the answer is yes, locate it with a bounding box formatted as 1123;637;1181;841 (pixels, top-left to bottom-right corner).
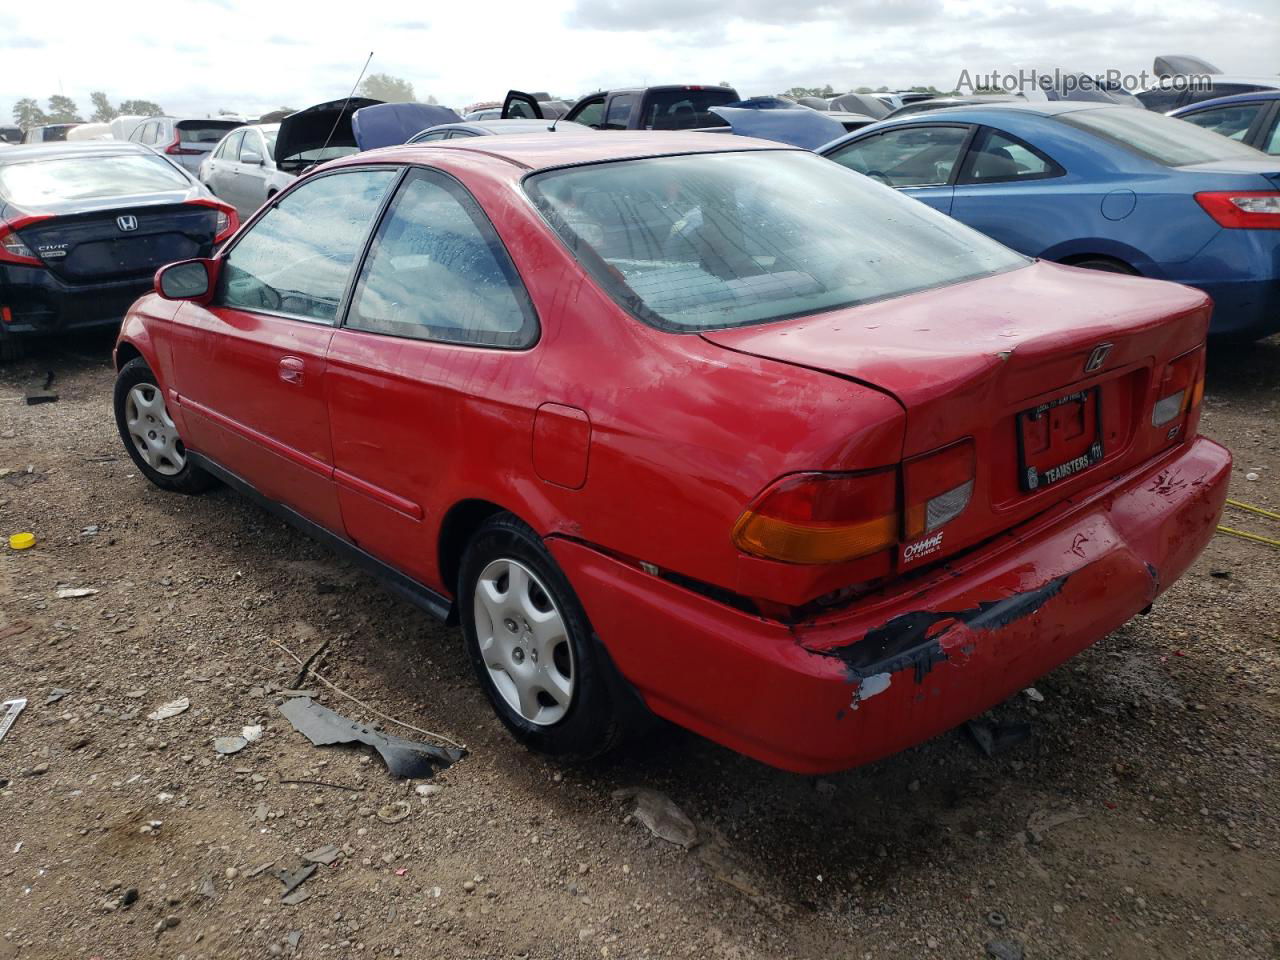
1180;103;1265;143
827;126;969;186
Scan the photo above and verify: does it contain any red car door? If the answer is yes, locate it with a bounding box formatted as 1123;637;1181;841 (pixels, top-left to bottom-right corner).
324;167;541;590
167;167;400;531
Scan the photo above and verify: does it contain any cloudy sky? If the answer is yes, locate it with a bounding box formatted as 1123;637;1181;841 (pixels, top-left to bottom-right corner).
2;0;1276;119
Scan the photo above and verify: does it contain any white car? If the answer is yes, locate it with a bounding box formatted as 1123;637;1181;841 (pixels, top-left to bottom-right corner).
199;124;294;220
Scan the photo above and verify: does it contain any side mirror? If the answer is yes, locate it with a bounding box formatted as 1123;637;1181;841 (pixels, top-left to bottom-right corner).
240;149;263;166
156;258;216;302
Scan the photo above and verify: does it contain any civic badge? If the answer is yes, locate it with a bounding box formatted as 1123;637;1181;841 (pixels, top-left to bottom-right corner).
1084;342;1113;373
116;215;138;232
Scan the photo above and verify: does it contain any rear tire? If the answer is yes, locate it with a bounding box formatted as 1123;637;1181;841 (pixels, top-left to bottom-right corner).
113;357;216;494
1063;256;1137;275
459;514;629;761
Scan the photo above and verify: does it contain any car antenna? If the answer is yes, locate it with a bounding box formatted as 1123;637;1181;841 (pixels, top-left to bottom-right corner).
314;50;374;167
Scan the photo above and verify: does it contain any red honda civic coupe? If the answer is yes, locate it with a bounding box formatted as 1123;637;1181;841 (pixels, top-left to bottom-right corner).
112;133;1231;774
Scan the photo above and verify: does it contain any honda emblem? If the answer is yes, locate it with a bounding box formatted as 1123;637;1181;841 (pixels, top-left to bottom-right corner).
116;215;138;232
1084;342;1113;373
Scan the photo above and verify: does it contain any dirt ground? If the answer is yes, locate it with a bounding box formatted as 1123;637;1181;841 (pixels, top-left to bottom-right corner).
0;332;1276;960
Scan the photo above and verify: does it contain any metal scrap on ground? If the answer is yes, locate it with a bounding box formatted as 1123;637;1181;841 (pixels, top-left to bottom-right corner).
147;697;190;721
277;697;465;779
0;699;27;744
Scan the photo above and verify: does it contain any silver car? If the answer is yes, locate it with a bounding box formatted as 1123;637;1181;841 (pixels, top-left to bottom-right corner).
129;117;241;174
198;124;294;219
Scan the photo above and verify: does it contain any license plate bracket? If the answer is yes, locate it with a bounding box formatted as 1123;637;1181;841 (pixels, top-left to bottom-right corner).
1017;387;1103;493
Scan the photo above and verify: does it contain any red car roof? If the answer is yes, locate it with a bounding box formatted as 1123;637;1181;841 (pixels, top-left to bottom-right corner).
355;131;794;172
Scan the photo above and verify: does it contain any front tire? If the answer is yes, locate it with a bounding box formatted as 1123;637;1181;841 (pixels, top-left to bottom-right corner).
113;357;215;494
459;514;627;760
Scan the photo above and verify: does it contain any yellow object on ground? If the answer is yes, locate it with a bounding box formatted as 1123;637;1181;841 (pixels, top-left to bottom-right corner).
8;532;36;550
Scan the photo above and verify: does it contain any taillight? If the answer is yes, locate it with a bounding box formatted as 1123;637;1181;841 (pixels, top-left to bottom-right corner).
1152;347;1204;429
1;306;13;325
165;135;202;157
732;468;898;564
903;439;976;540
0;217;46;266
188;198;239;243
1194;191;1280;229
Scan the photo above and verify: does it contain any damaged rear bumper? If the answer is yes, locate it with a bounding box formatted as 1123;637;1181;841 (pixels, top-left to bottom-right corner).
549;436;1231;774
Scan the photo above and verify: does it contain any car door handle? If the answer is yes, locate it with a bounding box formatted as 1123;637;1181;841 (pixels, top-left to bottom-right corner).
278;356;305;385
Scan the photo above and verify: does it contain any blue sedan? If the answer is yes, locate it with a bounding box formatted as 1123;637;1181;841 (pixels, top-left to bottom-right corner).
819;102;1280;339
1170;90;1280;156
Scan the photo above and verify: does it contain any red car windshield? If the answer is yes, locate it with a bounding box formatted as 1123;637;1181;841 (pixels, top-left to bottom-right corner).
525;150;1026;332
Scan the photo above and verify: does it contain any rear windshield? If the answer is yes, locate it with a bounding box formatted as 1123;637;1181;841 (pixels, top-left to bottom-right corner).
178;121;240;144
1061;106;1265;165
642;89;737;130
0;154;190;205
525;150;1027;332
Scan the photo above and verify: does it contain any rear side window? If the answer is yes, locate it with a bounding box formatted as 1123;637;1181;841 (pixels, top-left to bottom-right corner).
1263;118;1280;156
217;169;397;323
1062;105;1266;165
346;169;537;347
959;129;1063;183
827;125;969;186
0;154;189;205
1179;102;1266;143
642;89;736;129
603;95;635;130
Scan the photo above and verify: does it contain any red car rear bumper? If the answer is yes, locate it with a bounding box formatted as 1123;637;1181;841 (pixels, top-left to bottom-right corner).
549;436;1231;774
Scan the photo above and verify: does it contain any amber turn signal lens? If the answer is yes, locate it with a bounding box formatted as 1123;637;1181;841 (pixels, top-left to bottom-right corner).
732;469;898;565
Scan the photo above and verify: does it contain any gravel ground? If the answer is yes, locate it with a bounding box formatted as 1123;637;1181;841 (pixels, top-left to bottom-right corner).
0;332;1276;960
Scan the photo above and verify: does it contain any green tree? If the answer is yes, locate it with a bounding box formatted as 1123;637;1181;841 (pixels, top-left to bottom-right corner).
358;72;415;103
46;95;83;123
13;97;47;130
89;91;119;122
117;99;164;117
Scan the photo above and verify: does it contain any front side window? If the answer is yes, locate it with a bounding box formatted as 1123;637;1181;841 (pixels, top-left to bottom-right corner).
1180;102;1266;143
222;131;245;162
827;125;969;186
526;150;1026;332
0;154;190;205
347;169;536;347
1062;105;1264;165
216;168;397;322
569;98;606;129
959;129;1062;182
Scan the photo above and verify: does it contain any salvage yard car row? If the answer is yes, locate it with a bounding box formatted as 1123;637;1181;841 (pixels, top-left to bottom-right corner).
1;66;1276;772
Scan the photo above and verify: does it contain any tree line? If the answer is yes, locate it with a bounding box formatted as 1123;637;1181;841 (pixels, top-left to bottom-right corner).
12;93;165;130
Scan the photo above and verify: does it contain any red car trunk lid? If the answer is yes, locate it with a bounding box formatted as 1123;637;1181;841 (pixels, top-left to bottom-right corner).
701;261;1211;569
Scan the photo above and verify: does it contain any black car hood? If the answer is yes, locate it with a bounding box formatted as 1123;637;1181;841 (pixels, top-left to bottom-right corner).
274;98;384;163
